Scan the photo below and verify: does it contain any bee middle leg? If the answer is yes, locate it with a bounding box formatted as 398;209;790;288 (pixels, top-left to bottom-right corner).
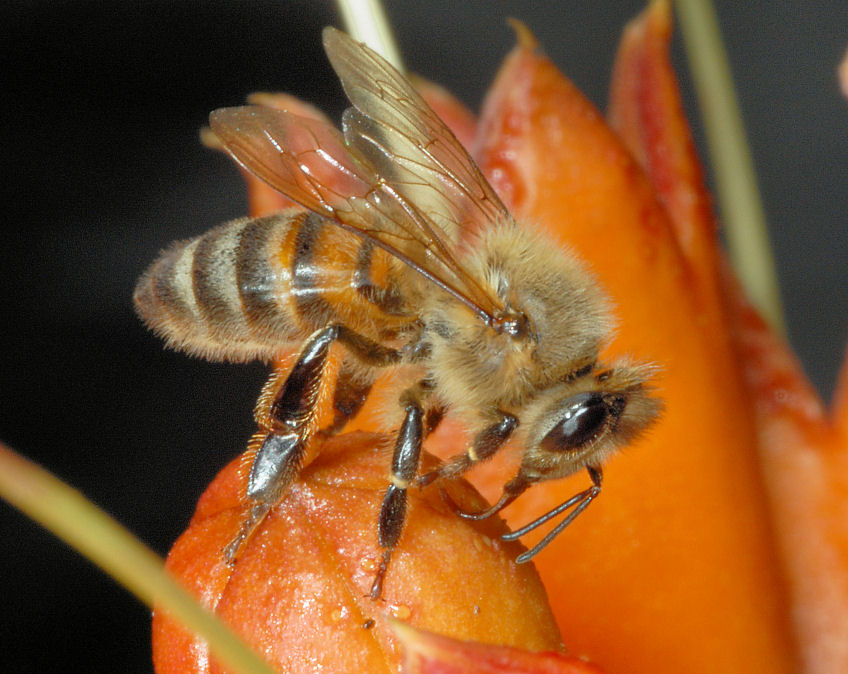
370;382;437;600
417;410;519;487
370;407;518;598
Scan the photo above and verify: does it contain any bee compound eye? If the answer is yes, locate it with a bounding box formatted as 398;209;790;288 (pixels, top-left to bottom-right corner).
540;392;610;453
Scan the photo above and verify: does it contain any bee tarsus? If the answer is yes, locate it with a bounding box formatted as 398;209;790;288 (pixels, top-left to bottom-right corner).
439;474;531;523
504;465;603;564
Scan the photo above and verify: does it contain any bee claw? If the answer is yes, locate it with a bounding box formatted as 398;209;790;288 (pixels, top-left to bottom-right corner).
369;550;393;600
438;484;502;521
416;470;438;488
223;501;273;564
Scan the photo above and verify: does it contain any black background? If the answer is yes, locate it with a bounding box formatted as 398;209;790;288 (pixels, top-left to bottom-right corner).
1;2;846;671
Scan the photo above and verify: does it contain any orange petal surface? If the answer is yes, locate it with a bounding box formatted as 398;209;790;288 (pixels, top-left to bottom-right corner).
413;76;478;152
152;432;564;674
725;271;848;673
610;5;848;670
395;621;604;674
608;0;723;316
472;21;795;674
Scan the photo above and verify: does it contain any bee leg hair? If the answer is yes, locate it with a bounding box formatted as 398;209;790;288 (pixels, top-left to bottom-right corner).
248;325;402;503
226;325;401;563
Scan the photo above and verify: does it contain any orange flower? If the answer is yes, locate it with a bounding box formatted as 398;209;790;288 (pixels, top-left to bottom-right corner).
153;433;565;673
155;3;848;672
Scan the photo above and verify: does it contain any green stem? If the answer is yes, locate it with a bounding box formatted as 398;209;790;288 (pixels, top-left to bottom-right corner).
674;0;786;334
0;442;276;674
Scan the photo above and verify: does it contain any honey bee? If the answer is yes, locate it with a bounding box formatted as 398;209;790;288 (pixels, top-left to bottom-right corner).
134;27;662;598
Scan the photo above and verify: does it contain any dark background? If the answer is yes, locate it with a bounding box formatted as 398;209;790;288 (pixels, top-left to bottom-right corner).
1;1;846;671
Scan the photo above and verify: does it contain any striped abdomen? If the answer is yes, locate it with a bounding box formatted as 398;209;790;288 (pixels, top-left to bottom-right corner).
134;210;411;362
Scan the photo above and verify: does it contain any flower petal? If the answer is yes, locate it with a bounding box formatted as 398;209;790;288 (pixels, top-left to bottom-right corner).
152;432;563;674
412;76;478;152
609;5;848;668
834;347;848;443
394;621;604;674
472;23;794;673
608;0;723;315
724;269;848;672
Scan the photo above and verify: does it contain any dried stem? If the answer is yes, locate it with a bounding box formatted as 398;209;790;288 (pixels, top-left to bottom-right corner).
0;441;276;674
333;0;405;71
674;0;786;334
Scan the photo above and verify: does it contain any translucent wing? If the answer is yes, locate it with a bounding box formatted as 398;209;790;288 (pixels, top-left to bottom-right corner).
210;106;500;322
209;30;515;323
209;107;374;223
323;27;509;243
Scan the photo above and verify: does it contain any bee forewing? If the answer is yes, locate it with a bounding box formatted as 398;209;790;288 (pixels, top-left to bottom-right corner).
323;26;510;243
210;105;460;280
211;105;503;318
209;106;371;219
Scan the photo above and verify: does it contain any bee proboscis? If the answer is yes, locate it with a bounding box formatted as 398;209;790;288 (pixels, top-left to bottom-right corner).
135;27;662;598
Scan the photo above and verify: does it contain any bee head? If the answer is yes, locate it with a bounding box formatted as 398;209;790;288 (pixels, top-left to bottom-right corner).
520;361;662;481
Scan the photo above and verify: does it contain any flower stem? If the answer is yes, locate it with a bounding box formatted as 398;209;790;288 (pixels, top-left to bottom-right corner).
0;441;276;674
333;0;405;71
673;0;786;335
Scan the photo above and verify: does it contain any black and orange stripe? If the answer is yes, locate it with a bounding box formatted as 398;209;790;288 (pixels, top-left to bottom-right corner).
134;210;413;362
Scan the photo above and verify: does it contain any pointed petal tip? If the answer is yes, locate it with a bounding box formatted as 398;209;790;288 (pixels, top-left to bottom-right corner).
649;0;672;23
393;619;604;673
507;17;539;52
839;47;848;100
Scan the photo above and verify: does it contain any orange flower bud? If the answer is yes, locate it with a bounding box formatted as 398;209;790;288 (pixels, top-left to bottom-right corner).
153;432;565;673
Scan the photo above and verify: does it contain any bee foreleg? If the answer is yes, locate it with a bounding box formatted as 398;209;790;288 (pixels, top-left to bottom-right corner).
370;387;426;600
441;473;533;522
502;465;603;563
417;411;518;487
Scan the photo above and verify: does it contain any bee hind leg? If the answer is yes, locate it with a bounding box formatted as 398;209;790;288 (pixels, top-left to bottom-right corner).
227;325;401;564
224;328;339;563
249;325;402;504
246;328;339;505
223;499;273;562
